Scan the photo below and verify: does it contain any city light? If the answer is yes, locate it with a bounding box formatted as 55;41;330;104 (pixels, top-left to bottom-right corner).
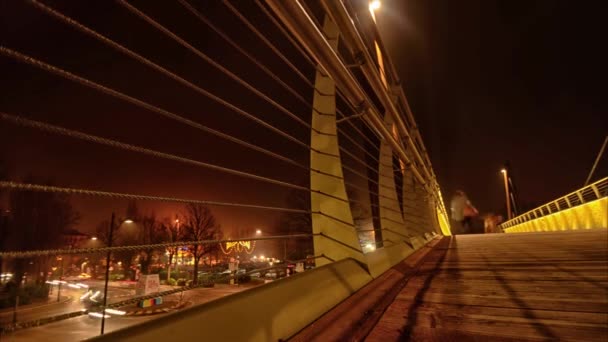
91;236;97;240
90;290;101;301
124;219;133;224
105;309;126;315
255;229;262;235
88;312;110;319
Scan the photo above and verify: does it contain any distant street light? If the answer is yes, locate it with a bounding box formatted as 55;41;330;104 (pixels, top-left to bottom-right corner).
124;219;133;224
91;237;98;240
255;229;262;235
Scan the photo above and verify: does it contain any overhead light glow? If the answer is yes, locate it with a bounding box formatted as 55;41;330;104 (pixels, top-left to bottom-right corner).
369;0;381;11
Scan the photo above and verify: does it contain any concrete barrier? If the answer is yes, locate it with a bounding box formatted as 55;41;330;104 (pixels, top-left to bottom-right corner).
90;258;373;342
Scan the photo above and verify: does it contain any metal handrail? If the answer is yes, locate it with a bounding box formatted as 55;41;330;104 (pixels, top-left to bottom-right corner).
500;177;608;229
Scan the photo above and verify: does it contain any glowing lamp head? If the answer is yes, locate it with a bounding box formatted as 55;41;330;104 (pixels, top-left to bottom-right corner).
91;237;97;240
369;0;381;11
124;219;133;224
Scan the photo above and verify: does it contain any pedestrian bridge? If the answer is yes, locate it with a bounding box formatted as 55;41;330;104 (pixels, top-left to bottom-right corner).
91;180;608;342
0;0;606;341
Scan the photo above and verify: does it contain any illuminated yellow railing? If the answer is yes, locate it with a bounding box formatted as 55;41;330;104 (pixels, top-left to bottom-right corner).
500;177;608;232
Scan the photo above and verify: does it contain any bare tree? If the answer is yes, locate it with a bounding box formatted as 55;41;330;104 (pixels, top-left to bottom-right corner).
183;204;221;285
95;219;117;247
162;216;184;281
277;190;312;260
137;213;167;274
7;176;80;284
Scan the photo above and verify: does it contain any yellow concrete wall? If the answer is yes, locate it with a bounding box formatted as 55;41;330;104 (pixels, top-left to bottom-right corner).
90;259;373;342
437;208;452;236
365;242;416;278
504;197;608;233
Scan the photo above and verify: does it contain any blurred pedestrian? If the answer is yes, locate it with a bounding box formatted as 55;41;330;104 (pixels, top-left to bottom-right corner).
450;190;479;234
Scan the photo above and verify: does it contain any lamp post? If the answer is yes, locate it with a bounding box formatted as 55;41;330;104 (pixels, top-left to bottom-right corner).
501;169;512;220
167;218;180;282
57;256;63;302
100;214;131;335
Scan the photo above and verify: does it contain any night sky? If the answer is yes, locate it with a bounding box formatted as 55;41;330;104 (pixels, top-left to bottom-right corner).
1;0;607;235
373;0;607;213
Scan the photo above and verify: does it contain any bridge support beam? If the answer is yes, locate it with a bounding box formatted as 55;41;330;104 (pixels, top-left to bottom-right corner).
310;16;365;266
377;115;411;247
401;166;430;247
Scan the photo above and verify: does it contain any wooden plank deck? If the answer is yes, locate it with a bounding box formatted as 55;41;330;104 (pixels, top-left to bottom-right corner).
366;229;608;341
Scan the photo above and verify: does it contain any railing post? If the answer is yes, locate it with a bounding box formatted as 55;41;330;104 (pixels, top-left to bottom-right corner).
564;196;572;208
402;167;425;238
310;15;365;266
576;191;585;204
555;201;561;211
591;185;601;199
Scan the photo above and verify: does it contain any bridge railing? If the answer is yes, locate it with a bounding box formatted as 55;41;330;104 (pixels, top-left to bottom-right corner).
500;177;608;232
0;0;448;340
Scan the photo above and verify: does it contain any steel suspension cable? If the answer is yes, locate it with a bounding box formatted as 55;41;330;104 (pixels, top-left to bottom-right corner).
179;0;381;166
27;0;310;150
0;112;310;191
177;0;311;110
222;0;315;89
196;0;384;163
116;0;314;132
253;0;316;66
255;0;384;155
0;228;316;259
0;180;309;214
0;46;315;168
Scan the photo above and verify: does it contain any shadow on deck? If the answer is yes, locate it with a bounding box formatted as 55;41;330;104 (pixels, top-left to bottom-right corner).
293;229;608;341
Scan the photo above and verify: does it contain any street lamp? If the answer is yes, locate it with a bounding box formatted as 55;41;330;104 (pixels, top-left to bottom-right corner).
369;0;381;12
255;229;262;235
369;1;381;22
501;169;512;220
91;236;97;241
100;215;131;335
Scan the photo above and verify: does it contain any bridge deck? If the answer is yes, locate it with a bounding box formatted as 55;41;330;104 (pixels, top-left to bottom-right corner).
366;229;608;341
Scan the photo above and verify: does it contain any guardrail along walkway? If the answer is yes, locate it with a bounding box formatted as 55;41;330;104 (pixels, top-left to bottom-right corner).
367;229;608;341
